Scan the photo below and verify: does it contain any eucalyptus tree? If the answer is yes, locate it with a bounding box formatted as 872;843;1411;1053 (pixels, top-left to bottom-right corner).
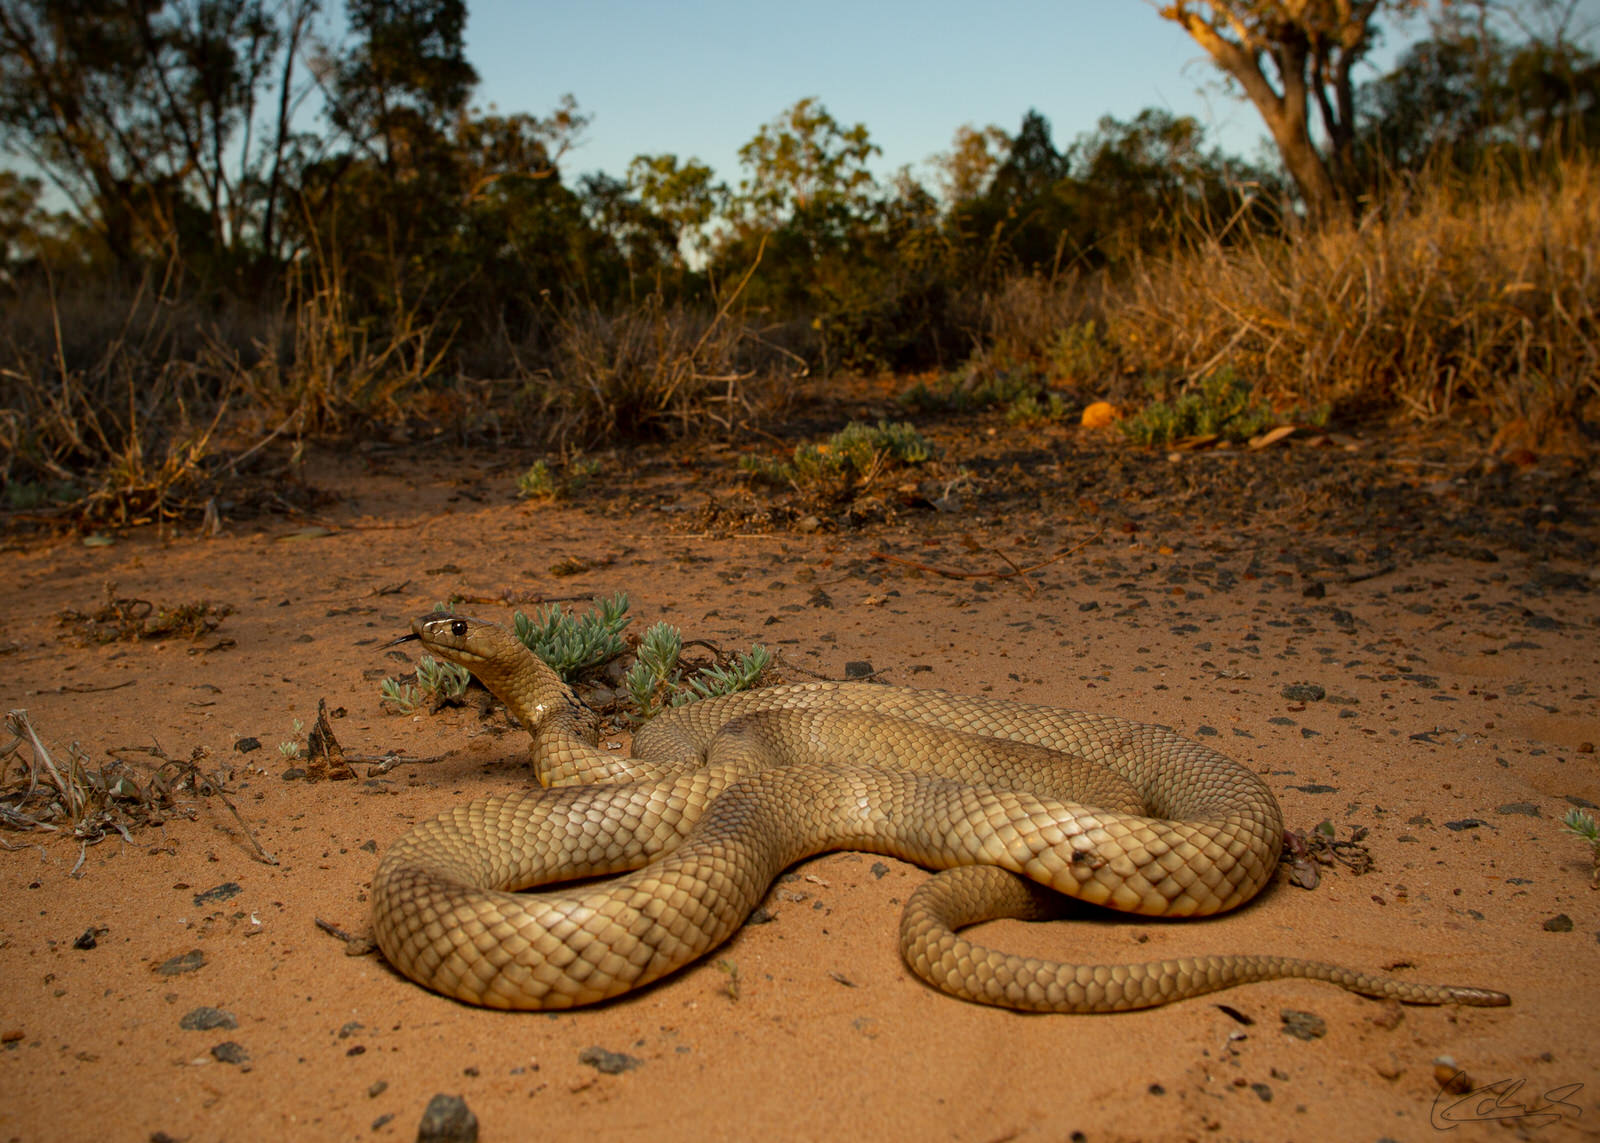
1158;0;1421;222
0;0;320;270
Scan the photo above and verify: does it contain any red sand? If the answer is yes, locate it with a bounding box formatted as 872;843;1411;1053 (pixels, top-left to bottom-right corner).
2;445;1595;1142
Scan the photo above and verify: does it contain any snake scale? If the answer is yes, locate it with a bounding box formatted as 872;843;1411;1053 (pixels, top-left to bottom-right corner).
370;614;1509;1012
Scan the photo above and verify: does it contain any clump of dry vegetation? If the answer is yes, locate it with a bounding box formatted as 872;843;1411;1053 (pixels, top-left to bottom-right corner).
1;712;200;854
1098;156;1600;441
241;244;454;434
0;268;243;525
5;162;1595;537
532;259;809;445
2;709;278;868
58;584;233;645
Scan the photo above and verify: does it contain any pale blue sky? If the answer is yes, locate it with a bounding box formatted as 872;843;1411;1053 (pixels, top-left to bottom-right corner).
9;1;1596;209
461;1;1296;187
459;0;1600;191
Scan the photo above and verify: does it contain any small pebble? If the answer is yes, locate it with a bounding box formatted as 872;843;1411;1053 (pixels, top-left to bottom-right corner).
1280;1009;1326;1041
417;1094;477;1143
154;950;206;976
192;882;241;906
578;1046;642;1075
210;1041;249;1065
179;1007;237;1032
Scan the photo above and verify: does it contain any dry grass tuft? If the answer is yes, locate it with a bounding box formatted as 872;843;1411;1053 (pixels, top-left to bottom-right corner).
1102;155;1599;441
1;266;242;524
2;711;172;847
58;583;233;645
531;291;807;446
1;711;275;869
240;239;454;433
522;239;806;445
974;271;1104;364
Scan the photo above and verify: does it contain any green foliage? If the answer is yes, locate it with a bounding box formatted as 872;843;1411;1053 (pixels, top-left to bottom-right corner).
900;357;1041;413
733;98;880;234
377;601;766;723
378;651;468;713
379;677;421;713
1564;808;1600;889
622;622;684;721
811;419;932;468
1565;808;1599;845
0;0;313;270
1048;321;1111;383
741;420;934;494
1005;393;1068;426
416;654;470;700
3;477;81;510
684;644;772;702
515;457;599;501
3;0;1591;494
627;153;722;263
1356;15;1600;176
1118;370;1322;446
623;622;770;721
1073;109;1266;259
332;0;478;148
516;460;557;500
513;592;632;680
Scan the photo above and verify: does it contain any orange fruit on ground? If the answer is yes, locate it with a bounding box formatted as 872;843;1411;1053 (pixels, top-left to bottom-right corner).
1081;401;1117;428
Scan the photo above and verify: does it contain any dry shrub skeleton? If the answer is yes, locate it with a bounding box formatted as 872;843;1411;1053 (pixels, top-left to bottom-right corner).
370;614;1509;1012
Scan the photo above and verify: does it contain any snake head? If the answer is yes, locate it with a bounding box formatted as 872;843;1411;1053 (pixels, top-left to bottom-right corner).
388;613;575;736
389;613;524;670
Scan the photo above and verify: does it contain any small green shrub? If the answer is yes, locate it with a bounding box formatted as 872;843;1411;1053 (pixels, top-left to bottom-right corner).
516;460;557;499
516;456;602;501
416;654;471;701
684;644;772;702
622;622;684;720
1005;393;1069;426
379;678;421;713
514;592;632;679
900;357;1039;413
1047;320;1111;383
741;420;934;493
1118;369;1327;446
1563;808;1600;889
4;478;82;510
623;621;771;721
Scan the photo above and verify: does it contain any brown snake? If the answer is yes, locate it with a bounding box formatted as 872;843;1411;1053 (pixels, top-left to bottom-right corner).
370;614;1509;1012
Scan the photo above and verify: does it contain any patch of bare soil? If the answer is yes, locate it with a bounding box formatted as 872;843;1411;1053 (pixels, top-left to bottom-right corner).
2;414;1596;1143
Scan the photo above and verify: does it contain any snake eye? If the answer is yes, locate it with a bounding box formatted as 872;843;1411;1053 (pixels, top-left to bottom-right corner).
450;619;468;637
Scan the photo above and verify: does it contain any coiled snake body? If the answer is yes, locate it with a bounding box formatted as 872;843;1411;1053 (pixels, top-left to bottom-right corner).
371;615;1508;1012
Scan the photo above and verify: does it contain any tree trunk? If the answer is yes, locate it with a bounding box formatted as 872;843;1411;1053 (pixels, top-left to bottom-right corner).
1161;3;1355;225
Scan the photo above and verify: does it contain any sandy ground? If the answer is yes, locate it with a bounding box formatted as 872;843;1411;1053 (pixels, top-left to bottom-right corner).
1;432;1597;1143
